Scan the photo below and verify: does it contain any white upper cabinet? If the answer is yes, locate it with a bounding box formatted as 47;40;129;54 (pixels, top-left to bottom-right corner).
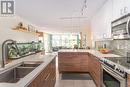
123;0;130;13
112;0;130;21
91;0;130;41
91;0;113;40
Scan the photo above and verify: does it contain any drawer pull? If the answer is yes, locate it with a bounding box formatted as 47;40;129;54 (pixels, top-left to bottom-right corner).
45;74;50;81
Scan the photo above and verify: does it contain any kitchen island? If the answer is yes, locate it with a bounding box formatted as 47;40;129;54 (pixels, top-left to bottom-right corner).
0;53;56;87
58;49;126;87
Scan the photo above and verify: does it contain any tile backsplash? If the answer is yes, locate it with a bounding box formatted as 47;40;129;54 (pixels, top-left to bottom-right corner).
95;40;130;56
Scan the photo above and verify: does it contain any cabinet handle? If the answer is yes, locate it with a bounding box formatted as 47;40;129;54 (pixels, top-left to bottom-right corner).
124;7;128;14
45;73;50;81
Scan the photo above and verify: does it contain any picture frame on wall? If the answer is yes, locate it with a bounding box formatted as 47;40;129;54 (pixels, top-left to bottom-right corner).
28;25;37;33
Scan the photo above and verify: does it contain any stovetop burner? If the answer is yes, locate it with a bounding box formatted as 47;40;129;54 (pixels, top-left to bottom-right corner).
101;57;128;77
105;57;130;69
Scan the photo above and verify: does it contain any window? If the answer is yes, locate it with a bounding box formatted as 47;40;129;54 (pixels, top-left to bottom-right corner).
52;33;80;48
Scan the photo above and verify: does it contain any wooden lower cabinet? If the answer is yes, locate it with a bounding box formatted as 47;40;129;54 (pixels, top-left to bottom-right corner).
27;58;56;87
58;52;88;73
127;74;130;87
88;54;102;87
58;52;102;87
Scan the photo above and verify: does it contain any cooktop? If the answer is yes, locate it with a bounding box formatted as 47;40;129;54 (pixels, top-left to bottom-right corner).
105;57;130;69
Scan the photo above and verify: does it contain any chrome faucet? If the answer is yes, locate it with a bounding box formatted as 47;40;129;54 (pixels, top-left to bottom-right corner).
1;39;19;68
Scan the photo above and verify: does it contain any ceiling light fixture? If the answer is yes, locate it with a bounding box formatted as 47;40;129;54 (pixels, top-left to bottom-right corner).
60;17;87;20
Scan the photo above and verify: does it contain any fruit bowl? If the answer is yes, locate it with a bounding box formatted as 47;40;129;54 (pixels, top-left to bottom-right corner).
98;48;112;54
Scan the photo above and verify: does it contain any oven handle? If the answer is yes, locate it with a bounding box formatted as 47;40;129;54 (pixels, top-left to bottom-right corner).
102;65;125;81
126;19;130;36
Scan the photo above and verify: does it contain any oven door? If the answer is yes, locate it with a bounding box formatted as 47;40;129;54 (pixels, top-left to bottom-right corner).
102;65;126;87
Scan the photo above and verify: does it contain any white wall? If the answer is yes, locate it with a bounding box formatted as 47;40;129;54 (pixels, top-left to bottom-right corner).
0;16;39;61
91;0;113;47
81;23;92;48
91;0;130;44
112;0;130;21
91;0;113;40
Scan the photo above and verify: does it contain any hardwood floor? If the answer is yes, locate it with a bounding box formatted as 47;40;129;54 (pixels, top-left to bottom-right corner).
55;57;97;87
55;79;96;87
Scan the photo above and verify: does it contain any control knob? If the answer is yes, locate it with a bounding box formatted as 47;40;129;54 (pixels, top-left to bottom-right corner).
116;68;124;74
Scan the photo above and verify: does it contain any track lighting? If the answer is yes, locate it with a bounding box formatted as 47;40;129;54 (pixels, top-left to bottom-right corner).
81;0;87;15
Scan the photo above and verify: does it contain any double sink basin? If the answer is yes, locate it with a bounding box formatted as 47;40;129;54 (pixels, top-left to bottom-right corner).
0;61;43;83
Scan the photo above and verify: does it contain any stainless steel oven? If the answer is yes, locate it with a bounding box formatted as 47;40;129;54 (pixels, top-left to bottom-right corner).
102;65;126;87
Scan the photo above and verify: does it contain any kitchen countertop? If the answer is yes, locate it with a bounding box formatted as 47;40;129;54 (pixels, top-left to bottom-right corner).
59;49;130;74
59;49;121;58
0;53;56;87
0;49;128;87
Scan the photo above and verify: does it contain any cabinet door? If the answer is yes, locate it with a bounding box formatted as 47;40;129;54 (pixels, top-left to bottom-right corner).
88;54;102;87
27;66;49;87
128;74;130;87
28;58;56;87
123;0;130;14
50;59;56;87
58;52;82;72
80;54;88;72
112;0;124;20
58;52;89;72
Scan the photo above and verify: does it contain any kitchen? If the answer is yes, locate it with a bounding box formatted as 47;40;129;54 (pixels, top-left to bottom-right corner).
0;0;130;87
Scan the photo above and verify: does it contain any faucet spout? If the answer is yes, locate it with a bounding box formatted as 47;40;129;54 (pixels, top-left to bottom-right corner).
1;39;18;68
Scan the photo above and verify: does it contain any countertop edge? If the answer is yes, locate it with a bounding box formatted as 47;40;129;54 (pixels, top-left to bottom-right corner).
0;53;57;87
58;49;130;74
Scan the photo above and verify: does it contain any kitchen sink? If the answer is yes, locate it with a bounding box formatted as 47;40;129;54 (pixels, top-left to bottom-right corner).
19;61;43;67
0;61;43;83
0;67;35;83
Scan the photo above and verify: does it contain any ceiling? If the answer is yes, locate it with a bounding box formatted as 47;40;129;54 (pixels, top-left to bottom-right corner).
15;0;107;33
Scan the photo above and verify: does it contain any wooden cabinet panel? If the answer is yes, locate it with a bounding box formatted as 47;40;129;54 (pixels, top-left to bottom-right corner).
80;55;88;72
58;52;102;87
59;66;81;72
58;52;88;73
127;74;130;87
59;58;81;64
28;58;56;87
80;66;88;72
88;54;102;87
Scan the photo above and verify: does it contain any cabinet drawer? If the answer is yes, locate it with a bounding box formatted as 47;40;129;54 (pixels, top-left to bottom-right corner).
80;66;88;72
59;66;81;72
58;52;89;73
59;60;80;64
28;58;56;87
59;63;80;68
80;62;88;66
